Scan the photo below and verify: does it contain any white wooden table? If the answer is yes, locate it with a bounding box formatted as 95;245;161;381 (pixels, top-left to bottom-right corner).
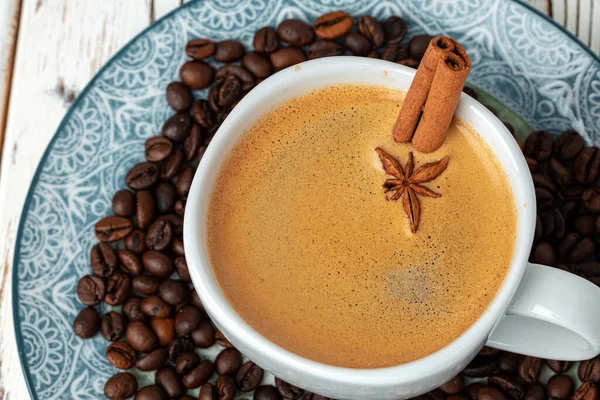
0;0;597;398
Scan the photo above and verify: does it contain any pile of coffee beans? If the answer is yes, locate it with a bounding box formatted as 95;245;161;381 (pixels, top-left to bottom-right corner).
72;9;600;400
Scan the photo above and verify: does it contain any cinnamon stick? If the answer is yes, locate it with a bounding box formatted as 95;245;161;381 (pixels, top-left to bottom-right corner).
392;36;471;153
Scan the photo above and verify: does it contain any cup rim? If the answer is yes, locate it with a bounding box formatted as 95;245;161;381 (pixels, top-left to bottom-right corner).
183;56;536;385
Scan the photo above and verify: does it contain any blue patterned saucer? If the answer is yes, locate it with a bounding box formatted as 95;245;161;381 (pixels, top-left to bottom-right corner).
13;0;600;398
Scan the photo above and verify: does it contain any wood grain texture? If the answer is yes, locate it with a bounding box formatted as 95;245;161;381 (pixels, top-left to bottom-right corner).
0;0;597;399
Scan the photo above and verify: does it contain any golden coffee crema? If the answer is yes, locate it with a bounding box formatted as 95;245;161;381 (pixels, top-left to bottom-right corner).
206;84;516;368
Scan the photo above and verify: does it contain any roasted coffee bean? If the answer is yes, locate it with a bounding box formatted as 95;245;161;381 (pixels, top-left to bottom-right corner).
126;320;158;352
176;167;195;197
583;188;600;213
383;16;407;44
197;145;208;162
573;382;599;400
275;378;304;399
183;124;202;162
216;348;242;376
105;271;131;306
152;180;177;214
462;86;479;100
169;337;195;361
344;32;371;56
134;385;168;400
519;356;542;383
112;189;136;217
574;147;600;184
200;383;219;400
166;82;192;112
555;130;584;160
143;250;175;279
136;190;155;229
562;201;579;223
462;355;498;377
479;347;500;357
580;357;600;382
439;375;464;395
73;307;100;338
242;52;273;78
106;341;136;369
141;295;172;318
172;239;185;258
306;40;342;60
192;100;215;128
526;157;539;172
382;43;409;61
523;383;545;400
216;75;241;108
136;347;168;371
532;173;557;192
215;329;234;348
125;229;146;253
191;320;216;348
558;233;595;263
126;162;160;190
180;60;214;90
535;187;554;212
367;49;379;58
236;361;263;392
549;158;573;187
208;86;221;113
175;305;202;335
123;296;146;322
162;112;192;143
409;34;433;59
157;214;183;235
218;375;237;400
175;256;191;281
277;19;314;46
466;383;484;400
133;275;160;295
303;393;329;400
535;215;543;242
314;11;352;39
270;47;306;71
180;396;196;400
358;16;384;48
497;351;520;375
156;366;185;398
477;385;509;400
151;317;175;346
547;359;572;373
575;214;597;236
90;242;118;277
104;372;138;399
95;216;133;242
145;220;172;251
214;40;245;62
101;311;125;341
524;131;554;162
158;279;189;305
540;208;566;241
160;148;184;180
176;352;201;375
190;289;205;311
558;186;585;201
547;374;574;400
488;374;523;399
186;38;215;60
417;390;445;400
111;252;138;282
254;27;278;54
77;275;105;306
254;385;282;400
183;360;215;389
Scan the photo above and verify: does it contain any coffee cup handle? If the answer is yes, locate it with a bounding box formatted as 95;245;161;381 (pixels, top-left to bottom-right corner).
486;263;600;360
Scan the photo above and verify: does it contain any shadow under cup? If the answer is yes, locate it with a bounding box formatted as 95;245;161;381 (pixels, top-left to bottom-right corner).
183;57;535;399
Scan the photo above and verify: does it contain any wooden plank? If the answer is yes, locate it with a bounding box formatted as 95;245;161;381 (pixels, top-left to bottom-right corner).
577;0;592;45
551;0;567;25
0;0;21;168
524;0;550;13
591;1;600;54
0;1;152;399
152;0;182;21
565;0;579;37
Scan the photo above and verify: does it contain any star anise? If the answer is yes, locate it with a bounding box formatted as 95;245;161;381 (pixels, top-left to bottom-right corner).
375;147;449;233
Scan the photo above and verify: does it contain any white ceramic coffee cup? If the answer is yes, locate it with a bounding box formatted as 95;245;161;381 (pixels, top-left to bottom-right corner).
184;57;600;400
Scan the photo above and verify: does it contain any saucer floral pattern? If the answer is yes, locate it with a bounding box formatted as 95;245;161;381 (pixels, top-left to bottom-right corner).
13;0;600;398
